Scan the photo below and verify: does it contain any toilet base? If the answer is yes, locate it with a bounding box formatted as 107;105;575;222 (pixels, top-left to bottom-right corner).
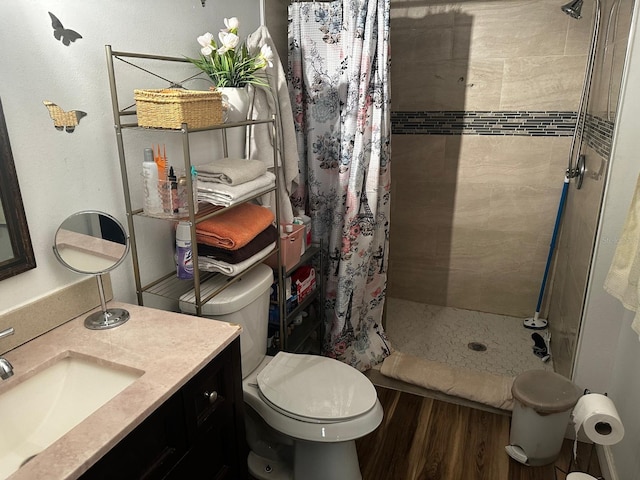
294;439;362;480
248;451;292;480
247;440;362;480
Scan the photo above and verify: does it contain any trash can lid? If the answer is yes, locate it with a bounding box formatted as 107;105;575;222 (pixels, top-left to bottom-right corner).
511;370;581;414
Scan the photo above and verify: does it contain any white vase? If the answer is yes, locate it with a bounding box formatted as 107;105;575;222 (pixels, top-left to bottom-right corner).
218;86;250;158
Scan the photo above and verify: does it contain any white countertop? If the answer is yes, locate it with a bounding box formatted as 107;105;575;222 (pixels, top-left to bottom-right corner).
1;302;241;480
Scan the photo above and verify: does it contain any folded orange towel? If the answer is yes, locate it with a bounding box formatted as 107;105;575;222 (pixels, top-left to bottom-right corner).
196;203;275;250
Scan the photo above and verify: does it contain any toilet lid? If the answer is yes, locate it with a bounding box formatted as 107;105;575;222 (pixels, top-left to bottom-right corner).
257;352;378;421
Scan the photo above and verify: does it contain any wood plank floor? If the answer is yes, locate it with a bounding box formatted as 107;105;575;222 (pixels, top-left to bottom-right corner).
356;386;602;480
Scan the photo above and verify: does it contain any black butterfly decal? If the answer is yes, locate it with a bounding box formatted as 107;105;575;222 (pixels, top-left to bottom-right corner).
48;12;82;46
43;101;87;133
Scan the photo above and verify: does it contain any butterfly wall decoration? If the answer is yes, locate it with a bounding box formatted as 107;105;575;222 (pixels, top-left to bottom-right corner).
48;12;82;46
43;101;87;133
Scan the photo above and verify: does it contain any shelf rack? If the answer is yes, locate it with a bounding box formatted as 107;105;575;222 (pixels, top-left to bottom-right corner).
105;45;282;317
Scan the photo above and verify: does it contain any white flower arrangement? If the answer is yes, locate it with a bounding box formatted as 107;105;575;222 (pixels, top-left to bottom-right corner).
187;17;274;88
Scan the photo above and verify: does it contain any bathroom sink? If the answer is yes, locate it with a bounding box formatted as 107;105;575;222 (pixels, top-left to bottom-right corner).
0;354;142;479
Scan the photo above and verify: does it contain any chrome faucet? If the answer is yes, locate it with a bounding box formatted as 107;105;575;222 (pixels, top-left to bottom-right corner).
0;327;15;380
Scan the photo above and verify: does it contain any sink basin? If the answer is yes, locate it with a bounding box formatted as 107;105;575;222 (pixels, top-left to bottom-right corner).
0;353;142;479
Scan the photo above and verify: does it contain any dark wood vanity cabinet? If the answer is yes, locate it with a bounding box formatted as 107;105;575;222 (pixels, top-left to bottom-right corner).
81;337;248;480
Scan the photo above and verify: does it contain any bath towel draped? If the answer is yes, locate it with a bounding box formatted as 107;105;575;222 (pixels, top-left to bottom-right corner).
604;173;640;337
247;25;300;224
195;203;275;250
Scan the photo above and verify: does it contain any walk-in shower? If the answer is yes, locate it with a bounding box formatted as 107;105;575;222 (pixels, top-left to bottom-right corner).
384;0;633;378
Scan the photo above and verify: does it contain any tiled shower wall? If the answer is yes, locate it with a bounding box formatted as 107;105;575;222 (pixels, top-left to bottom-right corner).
548;0;634;377
387;0;593;317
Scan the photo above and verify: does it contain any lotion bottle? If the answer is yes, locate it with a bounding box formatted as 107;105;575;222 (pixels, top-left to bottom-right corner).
142;148;162;215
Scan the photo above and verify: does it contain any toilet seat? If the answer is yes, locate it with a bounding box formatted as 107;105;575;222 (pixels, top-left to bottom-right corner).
257;352;378;423
244;355;384;443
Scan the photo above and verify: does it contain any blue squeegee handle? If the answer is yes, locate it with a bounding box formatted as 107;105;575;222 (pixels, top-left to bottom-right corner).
535;175;570;313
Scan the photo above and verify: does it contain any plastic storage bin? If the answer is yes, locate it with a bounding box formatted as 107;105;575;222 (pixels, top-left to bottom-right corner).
265;224;304;271
505;370;581;466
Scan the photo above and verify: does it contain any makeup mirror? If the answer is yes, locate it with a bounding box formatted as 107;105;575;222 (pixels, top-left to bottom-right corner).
53;210;130;330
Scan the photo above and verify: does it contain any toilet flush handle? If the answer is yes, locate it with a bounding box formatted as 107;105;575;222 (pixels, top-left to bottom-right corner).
204;390;218;404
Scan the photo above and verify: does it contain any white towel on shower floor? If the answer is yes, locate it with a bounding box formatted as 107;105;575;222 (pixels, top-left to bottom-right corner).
604;172;640;338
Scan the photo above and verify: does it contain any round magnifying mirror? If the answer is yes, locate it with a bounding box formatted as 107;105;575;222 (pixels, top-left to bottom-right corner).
53;211;130;330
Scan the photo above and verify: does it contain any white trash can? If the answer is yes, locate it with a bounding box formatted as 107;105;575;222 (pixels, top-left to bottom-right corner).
505;370;581;466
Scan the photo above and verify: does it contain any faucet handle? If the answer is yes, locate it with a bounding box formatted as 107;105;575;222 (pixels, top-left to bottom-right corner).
0;327;15;340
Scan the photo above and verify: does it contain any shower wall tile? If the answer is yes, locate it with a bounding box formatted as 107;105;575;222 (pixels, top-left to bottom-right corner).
564;5;595;56
446;136;569;186
391;58;504;111
487;185;561;234
387;259;449;304
501;55;588;110
453;5;568;60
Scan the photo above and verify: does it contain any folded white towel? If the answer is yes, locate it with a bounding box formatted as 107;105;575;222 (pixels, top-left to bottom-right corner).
604;172;640;337
198;242;276;276
197;158;267;185
198;171;275;207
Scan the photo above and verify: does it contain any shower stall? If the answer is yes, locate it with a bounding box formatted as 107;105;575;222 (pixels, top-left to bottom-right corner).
260;0;635;377
385;0;634;377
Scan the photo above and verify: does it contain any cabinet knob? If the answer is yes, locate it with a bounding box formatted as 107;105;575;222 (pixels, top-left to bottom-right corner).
203;390;218;404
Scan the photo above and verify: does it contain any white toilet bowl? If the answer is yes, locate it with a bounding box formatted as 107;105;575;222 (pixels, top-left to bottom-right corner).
180;265;383;480
244;354;383;480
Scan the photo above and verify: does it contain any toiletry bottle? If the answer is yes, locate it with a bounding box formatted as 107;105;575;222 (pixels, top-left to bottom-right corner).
142;148;162;215
169;167;178;214
175;221;194;279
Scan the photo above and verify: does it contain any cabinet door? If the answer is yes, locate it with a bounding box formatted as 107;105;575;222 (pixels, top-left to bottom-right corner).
174;338;247;479
80;394;187;480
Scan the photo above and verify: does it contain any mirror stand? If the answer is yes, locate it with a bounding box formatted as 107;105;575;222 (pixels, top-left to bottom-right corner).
53;211;131;331
85;274;130;330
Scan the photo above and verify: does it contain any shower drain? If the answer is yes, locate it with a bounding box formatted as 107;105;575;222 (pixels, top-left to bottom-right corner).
467;342;487;352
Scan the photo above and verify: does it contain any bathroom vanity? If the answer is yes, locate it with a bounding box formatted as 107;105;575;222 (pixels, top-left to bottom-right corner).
0;303;247;479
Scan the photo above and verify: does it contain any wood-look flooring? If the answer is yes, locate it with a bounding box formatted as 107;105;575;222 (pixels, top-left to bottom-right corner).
356;386;602;480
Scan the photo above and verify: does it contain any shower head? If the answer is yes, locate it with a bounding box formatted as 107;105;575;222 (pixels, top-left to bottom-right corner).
561;0;584;19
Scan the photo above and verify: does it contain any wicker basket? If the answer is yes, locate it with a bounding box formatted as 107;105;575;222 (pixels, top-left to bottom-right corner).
134;89;223;129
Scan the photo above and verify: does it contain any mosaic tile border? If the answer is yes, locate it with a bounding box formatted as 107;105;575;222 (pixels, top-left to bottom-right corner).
391;111;578;136
391;110;615;159
585;113;614;160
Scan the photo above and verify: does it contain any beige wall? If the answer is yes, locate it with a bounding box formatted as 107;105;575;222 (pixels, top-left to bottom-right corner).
388;0;592;317
549;0;635;377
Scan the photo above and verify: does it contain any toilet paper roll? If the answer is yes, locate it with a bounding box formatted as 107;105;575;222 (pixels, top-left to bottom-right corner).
572;394;625;445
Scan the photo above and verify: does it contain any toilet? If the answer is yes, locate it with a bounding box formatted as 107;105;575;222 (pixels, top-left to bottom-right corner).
180;264;383;480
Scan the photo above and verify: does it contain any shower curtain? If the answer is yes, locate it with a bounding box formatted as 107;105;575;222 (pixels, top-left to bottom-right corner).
288;0;391;370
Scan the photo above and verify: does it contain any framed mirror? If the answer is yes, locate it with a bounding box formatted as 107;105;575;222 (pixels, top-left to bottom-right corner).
0;98;36;281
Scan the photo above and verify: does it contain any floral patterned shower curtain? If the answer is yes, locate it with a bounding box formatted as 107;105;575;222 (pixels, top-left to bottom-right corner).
288;0;391;371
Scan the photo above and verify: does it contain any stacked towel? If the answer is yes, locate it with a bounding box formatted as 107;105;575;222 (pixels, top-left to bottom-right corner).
199;243;276;276
197;158;267;185
198;171;276;207
195;203;275;250
198;225;278;264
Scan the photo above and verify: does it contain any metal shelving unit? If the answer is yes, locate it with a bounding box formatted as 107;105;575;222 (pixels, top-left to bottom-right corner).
105;45;323;354
105;45;282;317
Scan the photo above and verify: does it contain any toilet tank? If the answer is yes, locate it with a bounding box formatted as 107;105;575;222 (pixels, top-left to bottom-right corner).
179;264;273;378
